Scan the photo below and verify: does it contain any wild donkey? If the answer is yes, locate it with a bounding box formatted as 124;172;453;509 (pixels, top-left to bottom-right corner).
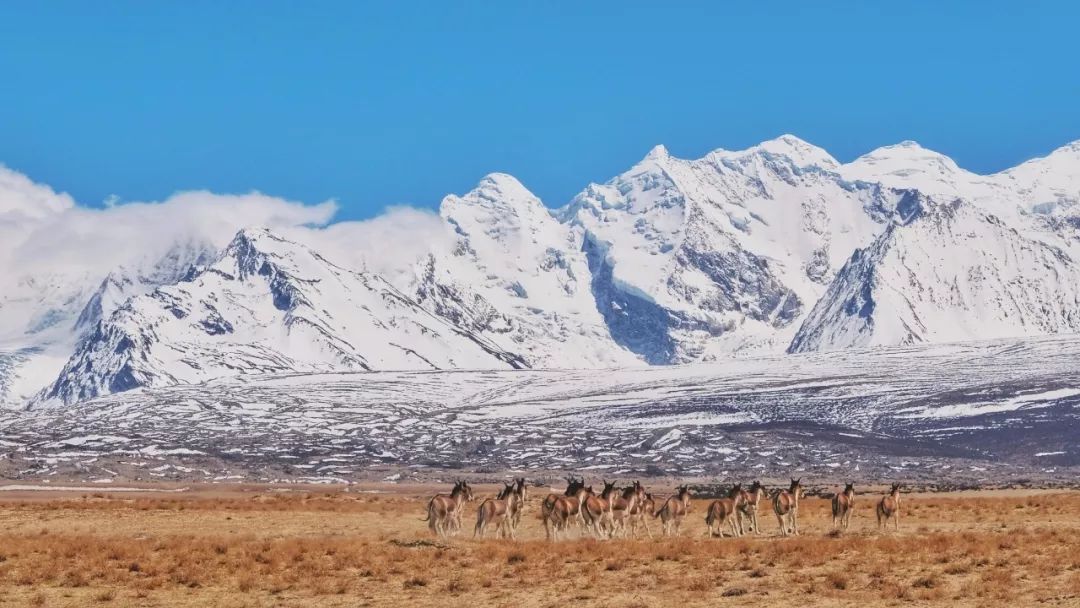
831;482;856;531
705;484;744;538
876;483;902;531
609;481;643;538
423;480;474;539
543;478;591;541
541;477;582;524
511;477;528;529
474;482;522;539
737;480;765;535
772;478;803;537
581;480;618;538
653;485;692;537
628;488;655;539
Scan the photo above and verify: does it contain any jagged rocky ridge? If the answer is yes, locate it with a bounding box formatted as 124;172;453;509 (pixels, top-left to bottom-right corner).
40;229;527;405
18;135;1080;406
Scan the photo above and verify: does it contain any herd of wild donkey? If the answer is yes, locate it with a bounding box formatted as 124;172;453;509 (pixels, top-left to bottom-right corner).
424;477;904;541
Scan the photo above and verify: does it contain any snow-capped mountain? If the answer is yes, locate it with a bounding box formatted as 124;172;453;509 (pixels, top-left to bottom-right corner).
561;136;913;361
789;195;1080;351
7;135;1080;407
410;173;639;368
792;140;1080;351
39;229;527;405
0;238;216;408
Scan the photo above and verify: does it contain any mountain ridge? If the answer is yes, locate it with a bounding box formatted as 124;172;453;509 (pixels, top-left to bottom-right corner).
7;135;1080;406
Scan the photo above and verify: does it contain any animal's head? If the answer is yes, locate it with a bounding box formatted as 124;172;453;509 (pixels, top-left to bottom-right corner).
498;482;515;500
516;477;528;501
844;482;855;495
790;478;803;497
727;484;743;499
462;481;475;501
565;476;584;496
749;480;763;494
890;483;902;495
602;480;617;498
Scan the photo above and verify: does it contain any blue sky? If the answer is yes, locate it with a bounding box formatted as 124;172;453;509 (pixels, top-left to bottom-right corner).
1;1;1078;220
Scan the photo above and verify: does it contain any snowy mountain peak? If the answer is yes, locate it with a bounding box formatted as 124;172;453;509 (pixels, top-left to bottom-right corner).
440;173;548;223
752;134;839;169
842;141;967;198
464;173;536;203
644;144;670;160
849;140;959;169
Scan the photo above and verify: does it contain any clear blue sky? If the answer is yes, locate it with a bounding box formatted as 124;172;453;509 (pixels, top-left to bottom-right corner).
2;2;1078;220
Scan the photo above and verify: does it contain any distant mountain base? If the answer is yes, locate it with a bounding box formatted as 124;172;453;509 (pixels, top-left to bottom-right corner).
2;334;1078;485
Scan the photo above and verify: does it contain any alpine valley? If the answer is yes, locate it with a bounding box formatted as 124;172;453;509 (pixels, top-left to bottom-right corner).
2;135;1079;482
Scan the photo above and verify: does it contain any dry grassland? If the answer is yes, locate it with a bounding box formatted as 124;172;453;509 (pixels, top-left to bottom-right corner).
0;486;1077;607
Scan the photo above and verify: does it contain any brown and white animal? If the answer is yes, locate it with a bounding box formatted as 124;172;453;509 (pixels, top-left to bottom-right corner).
422;480;474;539
737;480;765;535
772;478;803;537
511;477;528;529
653;485;692;537
474;482;521;539
609;481;642;538
628;487;655;539
876;483;901;531
581;480;618;538
540;476;583;524
831;482;856;531
705;484;745;538
543;478;592;541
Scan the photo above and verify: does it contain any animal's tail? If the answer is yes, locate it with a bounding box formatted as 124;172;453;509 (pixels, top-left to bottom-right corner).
474;505;486;538
419;497;434;521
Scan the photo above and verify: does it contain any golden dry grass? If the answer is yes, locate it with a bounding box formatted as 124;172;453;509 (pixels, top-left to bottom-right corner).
0;487;1077;607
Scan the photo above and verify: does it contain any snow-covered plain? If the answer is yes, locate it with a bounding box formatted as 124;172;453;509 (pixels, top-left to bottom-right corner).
2;334;1077;484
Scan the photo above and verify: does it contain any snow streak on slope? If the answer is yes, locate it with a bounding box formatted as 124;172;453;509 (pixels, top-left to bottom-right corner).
3;335;1078;483
39;229;527;405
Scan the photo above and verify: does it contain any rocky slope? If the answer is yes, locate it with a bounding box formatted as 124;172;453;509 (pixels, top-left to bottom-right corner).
39;229;526;405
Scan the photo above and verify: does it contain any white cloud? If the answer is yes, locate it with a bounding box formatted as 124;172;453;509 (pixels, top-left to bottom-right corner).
3;189;337;279
0;164;455;342
0;164;75;221
288;205;455;283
